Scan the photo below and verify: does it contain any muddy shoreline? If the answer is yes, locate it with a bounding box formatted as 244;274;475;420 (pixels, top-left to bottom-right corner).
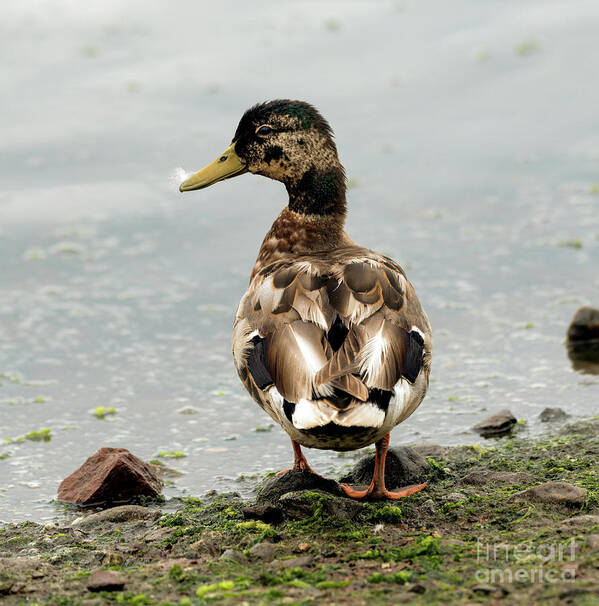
1;418;598;605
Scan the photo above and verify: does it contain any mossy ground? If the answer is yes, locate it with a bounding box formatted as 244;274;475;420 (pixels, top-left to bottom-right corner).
1;419;598;605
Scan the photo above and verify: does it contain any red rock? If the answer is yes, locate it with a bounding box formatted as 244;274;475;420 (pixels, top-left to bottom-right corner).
86;570;125;592
58;447;163;505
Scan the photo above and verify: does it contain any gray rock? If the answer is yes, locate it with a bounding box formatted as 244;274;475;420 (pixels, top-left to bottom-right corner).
539;407;569;423
471;584;509;597
339;446;429;488
411;443;450;459
72;505;161;529
0;579;13;595
472;409;517;438
567;306;599;365
242;504;284;525
0;557;50;574
420;499;437;515
587;534;599;550
510;482;586;506
176;405;200;415
407;582;426;594
275;555;314;569
149;463;185;478
249;542;275;562
567;306;599;346
459;470;535;485
190;530;220;557
442;492;467;503
143;527;174;543
278;490;364;521
101;552;123;567
86;570;125;592
560;515;599;528
257;470;345;506
220;549;247;564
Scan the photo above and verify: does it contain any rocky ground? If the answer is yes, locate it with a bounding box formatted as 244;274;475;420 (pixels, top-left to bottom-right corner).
1;417;599;605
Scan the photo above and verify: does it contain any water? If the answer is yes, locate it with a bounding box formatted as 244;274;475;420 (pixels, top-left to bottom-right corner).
1;0;598;523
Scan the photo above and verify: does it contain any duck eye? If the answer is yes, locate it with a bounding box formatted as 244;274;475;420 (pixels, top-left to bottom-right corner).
256;125;273;136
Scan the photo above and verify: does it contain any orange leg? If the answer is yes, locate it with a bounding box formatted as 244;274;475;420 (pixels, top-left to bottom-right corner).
276;439;319;475
340;434;427;500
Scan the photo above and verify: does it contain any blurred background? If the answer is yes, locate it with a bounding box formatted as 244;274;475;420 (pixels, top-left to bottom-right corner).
1;0;598;522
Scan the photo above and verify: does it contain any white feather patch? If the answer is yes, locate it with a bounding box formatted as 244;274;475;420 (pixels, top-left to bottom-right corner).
292;399;334;429
358;325;388;383
410;325;426;339
301;300;328;331
266;385;284;408
263;386;285;426
387;381;413;426
295;261;319;273
291;399;386;429
349;304;369;325
232;319;255;367
290;326;333;397
291;327;323;373
335;404;385;427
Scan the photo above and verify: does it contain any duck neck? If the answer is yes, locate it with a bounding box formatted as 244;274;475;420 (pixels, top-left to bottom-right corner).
251;165;349;280
285;164;347;218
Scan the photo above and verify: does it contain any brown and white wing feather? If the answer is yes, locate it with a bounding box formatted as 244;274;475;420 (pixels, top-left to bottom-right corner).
233;247;431;440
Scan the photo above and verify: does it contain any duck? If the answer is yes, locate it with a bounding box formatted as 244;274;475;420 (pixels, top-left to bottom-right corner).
180;100;432;499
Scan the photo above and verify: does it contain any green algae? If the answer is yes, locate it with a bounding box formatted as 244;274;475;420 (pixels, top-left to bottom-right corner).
315;579;351;589
515;37;542;56
558;239;583;249
157;450;186;458
367;570;412;584
196;580;234;597
22;428;52;442
367;504;403;523
93;405;117;419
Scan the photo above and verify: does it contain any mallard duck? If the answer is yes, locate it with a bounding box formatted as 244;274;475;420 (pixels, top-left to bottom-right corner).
180;100;432;499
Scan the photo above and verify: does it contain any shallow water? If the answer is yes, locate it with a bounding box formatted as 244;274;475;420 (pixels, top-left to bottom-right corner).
1;1;598;523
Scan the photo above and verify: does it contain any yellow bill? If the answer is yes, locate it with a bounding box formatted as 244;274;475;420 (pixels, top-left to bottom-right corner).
179;143;247;192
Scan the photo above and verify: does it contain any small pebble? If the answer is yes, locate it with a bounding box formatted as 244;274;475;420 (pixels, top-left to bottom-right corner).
587;535;599;551
442;492;467;503
473;409;517;437
510;482;586;505
276;555;314;569
249;542;275;562
86;570;125;592
220;549;247;565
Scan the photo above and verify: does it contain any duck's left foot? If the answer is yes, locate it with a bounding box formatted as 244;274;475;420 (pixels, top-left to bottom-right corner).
340;433;427;500
340;482;427;500
276;439;322;477
276;458;319;476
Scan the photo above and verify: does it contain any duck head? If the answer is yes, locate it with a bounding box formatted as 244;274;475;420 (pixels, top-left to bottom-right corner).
180;99;346;216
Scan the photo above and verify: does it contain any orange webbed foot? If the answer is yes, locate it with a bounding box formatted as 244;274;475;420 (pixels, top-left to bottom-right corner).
340;482;427;500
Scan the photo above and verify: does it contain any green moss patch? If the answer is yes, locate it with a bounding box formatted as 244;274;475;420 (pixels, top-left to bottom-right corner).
1;419;599;604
